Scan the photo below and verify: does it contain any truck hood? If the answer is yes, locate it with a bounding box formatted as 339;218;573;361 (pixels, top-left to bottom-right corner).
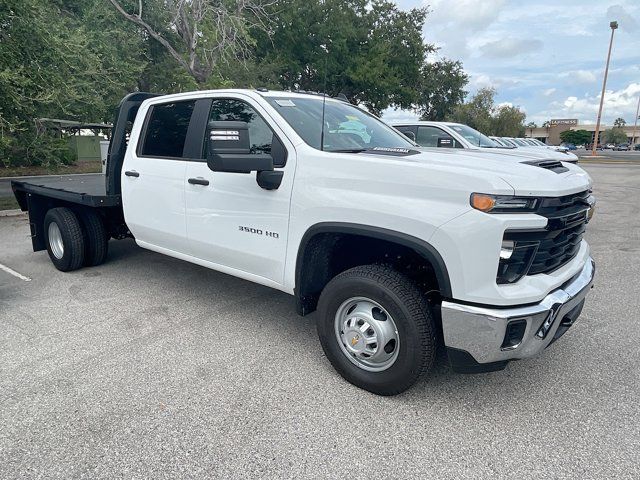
363;148;592;197
453;145;578;162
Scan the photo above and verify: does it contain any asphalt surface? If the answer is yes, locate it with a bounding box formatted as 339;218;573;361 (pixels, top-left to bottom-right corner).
1;164;639;478
0;173;103;198
575;148;640;162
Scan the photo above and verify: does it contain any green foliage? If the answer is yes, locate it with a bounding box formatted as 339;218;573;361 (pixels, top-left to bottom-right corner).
251;0;460;116
448;87;526;136
418;60;468;121
0;0;145;167
559;129;592;145
1;0;471;168
603;127;628;144
448;87;496;134
613;117;626;127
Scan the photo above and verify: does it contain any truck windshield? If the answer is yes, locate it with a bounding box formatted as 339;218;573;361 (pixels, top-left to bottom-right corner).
266;97;415;152
447;124;498;148
511;138;530;147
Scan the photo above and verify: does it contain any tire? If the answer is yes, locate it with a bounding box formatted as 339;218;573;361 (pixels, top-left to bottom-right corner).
77;209;109;266
316;264;436;396
43;207;85;272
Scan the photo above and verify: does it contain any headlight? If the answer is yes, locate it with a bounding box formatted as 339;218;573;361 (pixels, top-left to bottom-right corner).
470;193;539;213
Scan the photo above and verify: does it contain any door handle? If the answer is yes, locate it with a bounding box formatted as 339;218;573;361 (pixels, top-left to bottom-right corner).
188;177;210;186
125;170;139;177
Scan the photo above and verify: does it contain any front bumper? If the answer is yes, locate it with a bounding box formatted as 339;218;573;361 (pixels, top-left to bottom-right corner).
441;257;595;373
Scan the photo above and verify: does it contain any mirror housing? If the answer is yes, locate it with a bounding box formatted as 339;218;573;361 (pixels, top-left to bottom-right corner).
402;130;416;142
207;120;273;174
206;120;283;190
437;137;454;148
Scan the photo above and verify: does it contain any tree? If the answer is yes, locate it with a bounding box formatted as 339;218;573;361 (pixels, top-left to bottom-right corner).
448;87;496;134
526;121;538;129
604;127;628;144
417;60;468;121
0;0;144;167
613;117;626;127
447;87;526;136
560;129;592;145
251;0;435;115
107;0;274;86
492;105;526;137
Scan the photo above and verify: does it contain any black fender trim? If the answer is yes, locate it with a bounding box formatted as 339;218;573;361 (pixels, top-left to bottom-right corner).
295;222;453;313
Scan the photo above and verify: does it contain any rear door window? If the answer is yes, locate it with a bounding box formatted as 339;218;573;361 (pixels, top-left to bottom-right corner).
140;101;196;158
416;126;457;148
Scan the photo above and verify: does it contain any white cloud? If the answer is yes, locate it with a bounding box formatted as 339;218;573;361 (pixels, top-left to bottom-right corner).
550;82;640;124
560;70;598;83
425;0;507;58
543;88;556;96
468;73;521;91
479;38;543;59
606;5;639;33
380;107;420;124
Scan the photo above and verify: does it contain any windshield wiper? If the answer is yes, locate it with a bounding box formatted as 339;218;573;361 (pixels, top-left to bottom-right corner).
325;148;368;153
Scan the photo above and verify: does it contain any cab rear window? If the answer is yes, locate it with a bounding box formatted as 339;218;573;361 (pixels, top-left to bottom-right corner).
140;101;196;158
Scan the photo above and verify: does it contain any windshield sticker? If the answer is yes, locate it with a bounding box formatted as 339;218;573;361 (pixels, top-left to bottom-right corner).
275;99;296;107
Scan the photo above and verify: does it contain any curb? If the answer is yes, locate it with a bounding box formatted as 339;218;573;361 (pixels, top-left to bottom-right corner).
0;209;25;217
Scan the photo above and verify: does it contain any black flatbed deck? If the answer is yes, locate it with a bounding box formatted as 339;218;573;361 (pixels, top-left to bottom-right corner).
12;175;121;208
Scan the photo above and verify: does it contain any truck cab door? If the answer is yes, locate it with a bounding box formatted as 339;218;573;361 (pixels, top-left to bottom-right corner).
184;95;295;286
121;100;197;254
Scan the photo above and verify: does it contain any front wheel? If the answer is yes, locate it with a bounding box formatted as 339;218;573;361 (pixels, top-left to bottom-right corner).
316;265;436;396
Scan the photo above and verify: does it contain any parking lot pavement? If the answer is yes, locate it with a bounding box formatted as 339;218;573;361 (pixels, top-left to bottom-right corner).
576;148;640;163
1;165;639;479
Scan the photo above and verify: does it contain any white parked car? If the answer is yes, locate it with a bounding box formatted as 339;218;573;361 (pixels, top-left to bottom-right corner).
497;137;577;160
392;121;579;163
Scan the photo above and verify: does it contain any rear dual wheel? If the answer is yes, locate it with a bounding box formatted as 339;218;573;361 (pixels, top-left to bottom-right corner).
44;207;108;272
317;265;437;396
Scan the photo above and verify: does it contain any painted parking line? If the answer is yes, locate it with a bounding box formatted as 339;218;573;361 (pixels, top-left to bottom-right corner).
0;263;31;282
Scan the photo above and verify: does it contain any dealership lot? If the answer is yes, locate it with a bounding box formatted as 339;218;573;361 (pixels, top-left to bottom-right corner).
1;164;639;479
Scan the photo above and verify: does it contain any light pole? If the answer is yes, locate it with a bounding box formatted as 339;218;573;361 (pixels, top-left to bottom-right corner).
632;95;640;146
592;20;618;156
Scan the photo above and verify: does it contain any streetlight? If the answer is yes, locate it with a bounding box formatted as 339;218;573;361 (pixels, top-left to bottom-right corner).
632;95;640;146
592;20;618;156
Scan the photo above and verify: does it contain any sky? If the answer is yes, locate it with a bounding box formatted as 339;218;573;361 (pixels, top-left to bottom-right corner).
383;0;640;127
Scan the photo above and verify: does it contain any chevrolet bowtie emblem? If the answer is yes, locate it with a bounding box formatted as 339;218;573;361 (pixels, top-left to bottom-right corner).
350;335;360;346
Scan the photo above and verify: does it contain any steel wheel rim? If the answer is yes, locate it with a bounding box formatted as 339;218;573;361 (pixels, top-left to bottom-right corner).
48;222;64;259
334;297;400;372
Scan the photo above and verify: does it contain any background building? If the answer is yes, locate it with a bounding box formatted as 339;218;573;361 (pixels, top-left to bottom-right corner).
525;119;638;145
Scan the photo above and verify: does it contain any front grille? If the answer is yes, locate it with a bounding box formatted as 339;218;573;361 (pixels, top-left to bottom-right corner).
506;190;591;276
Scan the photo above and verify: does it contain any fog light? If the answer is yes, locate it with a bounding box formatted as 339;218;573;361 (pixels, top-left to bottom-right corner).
501;319;527;350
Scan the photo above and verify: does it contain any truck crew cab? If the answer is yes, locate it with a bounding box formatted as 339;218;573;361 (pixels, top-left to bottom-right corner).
12;90;596;395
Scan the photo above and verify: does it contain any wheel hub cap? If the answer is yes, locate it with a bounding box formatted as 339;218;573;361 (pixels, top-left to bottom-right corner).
335;297;400;372
48;222;64;260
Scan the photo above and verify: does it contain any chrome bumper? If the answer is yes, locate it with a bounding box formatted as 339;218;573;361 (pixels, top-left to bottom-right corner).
441;258;595;365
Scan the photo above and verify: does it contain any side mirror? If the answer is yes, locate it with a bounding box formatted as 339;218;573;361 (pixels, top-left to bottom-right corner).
402;131;416;142
206;120;283;189
207;121;273;173
437;137;454;148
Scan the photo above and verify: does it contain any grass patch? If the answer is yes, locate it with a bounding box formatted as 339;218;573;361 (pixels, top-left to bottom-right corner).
0;160;101;178
0;196;19;211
